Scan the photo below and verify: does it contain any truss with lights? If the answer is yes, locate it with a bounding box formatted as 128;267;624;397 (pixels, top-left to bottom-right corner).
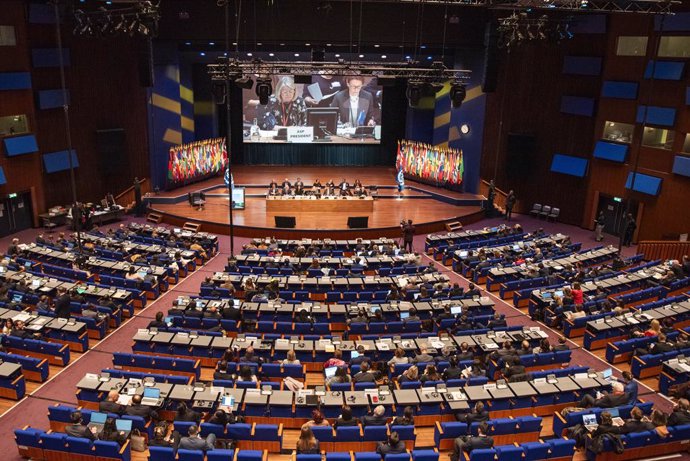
207;58;472;82
72;0;160;37
395;0;678;13
497;12;576;48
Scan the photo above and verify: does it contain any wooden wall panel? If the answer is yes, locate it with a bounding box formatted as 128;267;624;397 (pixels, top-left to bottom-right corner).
583;14;690;241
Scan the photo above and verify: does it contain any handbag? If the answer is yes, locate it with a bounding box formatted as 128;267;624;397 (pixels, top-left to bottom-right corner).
130;428;147;452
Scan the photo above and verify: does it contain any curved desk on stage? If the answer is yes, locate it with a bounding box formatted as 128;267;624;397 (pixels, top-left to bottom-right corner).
266;195;374;213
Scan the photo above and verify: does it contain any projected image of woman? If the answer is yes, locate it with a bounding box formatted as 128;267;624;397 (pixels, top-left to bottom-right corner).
260;76;307;130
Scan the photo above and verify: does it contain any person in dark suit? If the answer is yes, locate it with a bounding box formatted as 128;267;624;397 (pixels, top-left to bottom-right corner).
505;190;516;222
668;399;690;426
179;424;216;451
334;405;360;428
147;311;168;330
623;213;636;247
487;313;507;329
175;402;201;423
126;394;159;420
294;178;305;195
451;422;494;461
592;412;623;438
579;382;629;408
98;417;128;446
241;346;264;364
349;345;370;366
464;283;481;299
502;356;526;380
443;357;463;380
99;390;125;415
65;411;96;440
621;407;654;434
553;337;570;352
620;371;638;405
54;287;72;319
455;402;489;424
352;361;376;383
361;405;389;426
330;76;378;127
376;431;406;456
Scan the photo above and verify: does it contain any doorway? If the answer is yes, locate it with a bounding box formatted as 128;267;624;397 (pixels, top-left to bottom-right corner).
0;191;34;238
596;193;638;238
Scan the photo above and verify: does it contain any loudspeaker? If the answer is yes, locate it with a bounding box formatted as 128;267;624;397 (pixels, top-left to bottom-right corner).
347;216;369;228
96;128;126;171
506;133;535;179
138;38;154;87
482;21;499;93
275;216;296;228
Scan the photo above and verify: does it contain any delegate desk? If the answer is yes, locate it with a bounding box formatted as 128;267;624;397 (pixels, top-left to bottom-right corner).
248;238;398;252
67;206;125;226
266;195;374;213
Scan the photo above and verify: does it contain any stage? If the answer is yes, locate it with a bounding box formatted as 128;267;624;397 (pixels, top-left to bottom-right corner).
147;166;486;238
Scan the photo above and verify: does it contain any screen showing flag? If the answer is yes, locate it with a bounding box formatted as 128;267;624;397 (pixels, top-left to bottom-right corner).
167;138;227;188
242;74;382;144
395;140;464;187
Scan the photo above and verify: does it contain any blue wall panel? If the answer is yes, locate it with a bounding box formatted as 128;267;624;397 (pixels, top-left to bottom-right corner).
625;172;662;196
31;48;70;68
601;81;638;100
37;89;69;109
656;13;690;32
550;154;588;177
0;72;32;90
28;3;57;24
0;167;6;185
593;141;628;163
563;56;602;76
3;135;38;157
560;96;596;117
672;156;690;177
644;61;684;80
42;150;79;174
636;105;676;127
570;15;607;34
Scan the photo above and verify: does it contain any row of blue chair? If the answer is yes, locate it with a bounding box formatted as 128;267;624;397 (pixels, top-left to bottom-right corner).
2;335;71;366
0;350;49;382
172;421;283;453
434;416;543;449
551;402;652;437
113;352;201;379
605;329;684;364
487;350;571;379
14;427;129;461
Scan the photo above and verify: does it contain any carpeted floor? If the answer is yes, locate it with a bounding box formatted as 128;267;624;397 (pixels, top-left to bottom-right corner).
1;213;679;461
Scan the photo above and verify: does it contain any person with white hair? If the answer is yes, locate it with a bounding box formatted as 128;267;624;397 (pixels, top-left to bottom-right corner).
260;76;307;129
579;380;630;408
361;405;389;426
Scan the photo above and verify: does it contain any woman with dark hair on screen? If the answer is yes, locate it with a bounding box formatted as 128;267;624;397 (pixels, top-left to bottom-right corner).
260;76;307;129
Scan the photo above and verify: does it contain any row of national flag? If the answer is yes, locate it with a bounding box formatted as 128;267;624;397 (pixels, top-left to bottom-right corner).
168;138;228;186
395;140;464;186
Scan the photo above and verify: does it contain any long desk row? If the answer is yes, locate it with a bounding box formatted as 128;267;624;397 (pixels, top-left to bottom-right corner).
231;253;419;269
249;237;398;252
452;234;569;269
76;371;612;423
0;308;89;351
80;232;198;260
425;227;510;251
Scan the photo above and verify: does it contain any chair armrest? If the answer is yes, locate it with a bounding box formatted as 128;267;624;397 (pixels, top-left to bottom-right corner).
435;421;444;435
277;424;284;436
119;439;130;455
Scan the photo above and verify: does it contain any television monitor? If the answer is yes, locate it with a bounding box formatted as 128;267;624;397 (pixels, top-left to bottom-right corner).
306;108;339;139
231;187;245;210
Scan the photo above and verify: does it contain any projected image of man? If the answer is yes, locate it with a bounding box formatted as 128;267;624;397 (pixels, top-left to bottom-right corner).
331;76;378;127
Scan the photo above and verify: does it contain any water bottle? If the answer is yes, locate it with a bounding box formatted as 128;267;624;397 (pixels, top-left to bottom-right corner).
251;118;259;140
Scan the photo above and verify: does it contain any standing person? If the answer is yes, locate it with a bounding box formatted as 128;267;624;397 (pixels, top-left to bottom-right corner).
505;190;516;222
133;177;143;217
623;213;636;247
594;210;606;242
402;219;415;253
487;179;496;217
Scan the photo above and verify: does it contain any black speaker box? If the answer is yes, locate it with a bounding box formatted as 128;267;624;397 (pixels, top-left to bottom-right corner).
275;216;296;228
138;38;154;87
482;22;499;93
347;216;369;228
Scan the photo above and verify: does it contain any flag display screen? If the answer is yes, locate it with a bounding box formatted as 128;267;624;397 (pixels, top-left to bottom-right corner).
167;138;227;188
242;74;382;144
396;140;464;187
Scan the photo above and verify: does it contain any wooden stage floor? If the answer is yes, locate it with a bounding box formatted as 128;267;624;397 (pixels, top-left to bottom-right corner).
149;166;485;238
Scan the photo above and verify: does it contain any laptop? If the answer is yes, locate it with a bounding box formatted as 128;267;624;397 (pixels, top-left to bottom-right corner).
450;306;462;315
12;294;23;303
87;412;107;433
324;366;338;379
141;387;161;406
400;312;410;320
350;351;360;359
115;419;132;438
602;368;613;380
583;414;598;432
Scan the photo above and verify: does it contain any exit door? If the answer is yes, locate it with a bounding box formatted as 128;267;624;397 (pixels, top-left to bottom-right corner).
596;194;637;238
0;191;33;238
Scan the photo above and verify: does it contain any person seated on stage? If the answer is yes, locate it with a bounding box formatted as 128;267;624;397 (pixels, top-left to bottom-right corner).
323;182;336;196
268;181;282;196
281;177;292;193
269;179;278;189
353;184;367;197
294;177;305;195
353;179;362;188
313;178;322;189
338;178;350;193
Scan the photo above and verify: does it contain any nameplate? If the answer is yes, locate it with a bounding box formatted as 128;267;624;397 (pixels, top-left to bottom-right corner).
287;126;314;143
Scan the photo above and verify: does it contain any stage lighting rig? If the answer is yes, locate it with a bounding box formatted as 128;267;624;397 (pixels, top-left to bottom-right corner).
396;0;678;14
69;0;160;38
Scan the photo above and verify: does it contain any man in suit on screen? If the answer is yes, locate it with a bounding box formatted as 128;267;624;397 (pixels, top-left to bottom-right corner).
330;76;378;127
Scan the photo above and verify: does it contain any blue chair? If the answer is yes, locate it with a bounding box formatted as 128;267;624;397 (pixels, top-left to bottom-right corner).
66;436;94;457
468;449;496;461
93;440;129;461
496;445;523;461
412;450;438;461
297;455;322;461
40;433;68;458
177;449;205;461
252;424;283;452
336;425;362;451
327;453;352;461
148;446;176;461
14;427;44;460
385;454;411;461
236;450;265;461
311;426;335;451
363;425;388;451
547;439;575;459
227;423;253;449
355;453;382;461
522;441;549;461
207;450;235;461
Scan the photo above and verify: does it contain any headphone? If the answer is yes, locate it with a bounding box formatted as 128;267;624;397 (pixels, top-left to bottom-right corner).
297;397;305;404
331;391;341;397
347;395;356;403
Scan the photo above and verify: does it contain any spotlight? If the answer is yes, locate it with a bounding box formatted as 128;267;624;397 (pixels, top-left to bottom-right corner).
255;78;272;105
234;77;253;90
450;83;466;109
425;82;444;94
138;22;149;36
406;82;422;107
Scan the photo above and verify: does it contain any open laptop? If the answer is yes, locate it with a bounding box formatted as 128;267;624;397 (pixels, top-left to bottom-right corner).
583;414;598;432
400;312;410;320
450;306;462;315
87;412;107;433
602;368;613;380
140;387;162;406
115;419;132;438
324;366;338;379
